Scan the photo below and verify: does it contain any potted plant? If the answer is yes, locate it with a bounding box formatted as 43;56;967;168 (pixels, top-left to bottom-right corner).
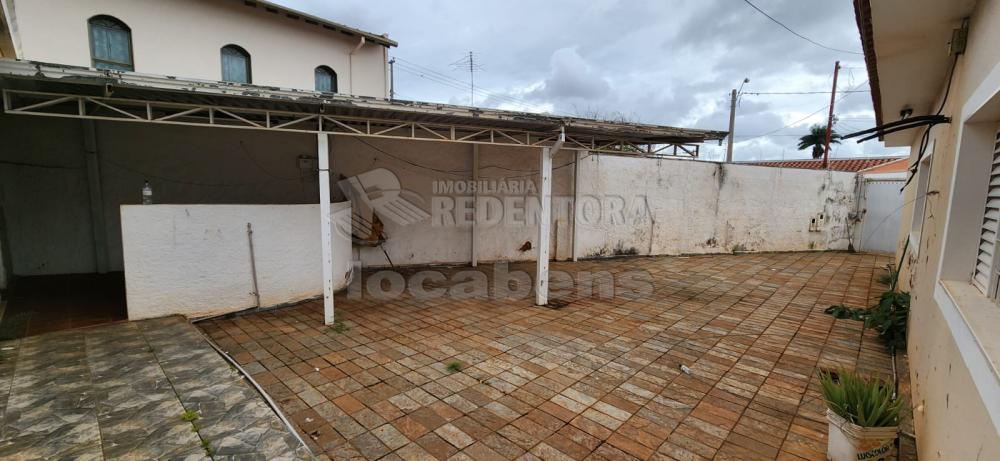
819;369;902;461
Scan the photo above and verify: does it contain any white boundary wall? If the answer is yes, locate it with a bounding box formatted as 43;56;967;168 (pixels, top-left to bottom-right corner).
121;203;351;319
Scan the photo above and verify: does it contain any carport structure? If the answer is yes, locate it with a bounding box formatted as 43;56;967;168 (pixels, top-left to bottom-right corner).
0;59;726;325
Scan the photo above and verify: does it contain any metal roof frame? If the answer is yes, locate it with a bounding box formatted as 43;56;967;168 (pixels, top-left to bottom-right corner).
0;60;727;156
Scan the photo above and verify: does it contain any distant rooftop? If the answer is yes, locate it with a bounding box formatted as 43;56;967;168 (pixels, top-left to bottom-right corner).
738;156;907;173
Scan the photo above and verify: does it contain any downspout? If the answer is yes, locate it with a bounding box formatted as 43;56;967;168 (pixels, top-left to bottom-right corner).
348;36;365;95
1;0;23;59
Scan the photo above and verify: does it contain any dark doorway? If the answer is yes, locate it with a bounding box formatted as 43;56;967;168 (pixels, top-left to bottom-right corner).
0;272;126;339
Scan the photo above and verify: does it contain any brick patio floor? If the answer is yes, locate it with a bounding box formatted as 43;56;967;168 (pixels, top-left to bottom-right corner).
199;252;911;461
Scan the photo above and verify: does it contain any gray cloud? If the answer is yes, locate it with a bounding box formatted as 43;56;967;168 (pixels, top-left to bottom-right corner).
280;0;907;161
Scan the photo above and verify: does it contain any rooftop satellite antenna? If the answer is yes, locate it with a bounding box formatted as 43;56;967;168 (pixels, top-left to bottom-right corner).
450;51;483;106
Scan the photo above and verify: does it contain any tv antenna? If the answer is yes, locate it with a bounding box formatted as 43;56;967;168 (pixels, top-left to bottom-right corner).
450;51;483;106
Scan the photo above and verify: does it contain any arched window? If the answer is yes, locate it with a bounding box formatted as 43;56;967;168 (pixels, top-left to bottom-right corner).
88;15;133;71
220;45;251;84
315;66;337;93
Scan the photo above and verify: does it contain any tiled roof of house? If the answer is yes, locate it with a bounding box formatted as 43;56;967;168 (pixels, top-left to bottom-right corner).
739;156;907;172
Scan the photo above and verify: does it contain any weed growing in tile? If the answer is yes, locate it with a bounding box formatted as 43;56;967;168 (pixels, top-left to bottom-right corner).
446;361;462;373
201;439;212;455
180;410;200;422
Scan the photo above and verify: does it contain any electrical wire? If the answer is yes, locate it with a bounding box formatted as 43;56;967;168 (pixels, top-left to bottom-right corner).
393;58;553;113
738;79;869;143
743;90;869;95
394;57;540;110
900;53;959;190
742;0;863;55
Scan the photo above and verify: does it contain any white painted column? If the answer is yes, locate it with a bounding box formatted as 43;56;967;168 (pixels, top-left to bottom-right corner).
535;147;553;306
317;133;335;325
471;144;479;267
571;150;583;262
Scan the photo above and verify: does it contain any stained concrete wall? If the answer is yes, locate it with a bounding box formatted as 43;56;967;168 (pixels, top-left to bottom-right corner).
120;203;351;320
0;114;859;317
5;0;389;97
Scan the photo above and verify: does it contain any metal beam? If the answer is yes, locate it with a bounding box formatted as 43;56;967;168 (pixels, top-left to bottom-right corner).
2;89;702;157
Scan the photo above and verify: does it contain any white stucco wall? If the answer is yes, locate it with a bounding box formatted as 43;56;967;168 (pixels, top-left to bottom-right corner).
5;0;389;97
0;114;859;319
121;203;351;320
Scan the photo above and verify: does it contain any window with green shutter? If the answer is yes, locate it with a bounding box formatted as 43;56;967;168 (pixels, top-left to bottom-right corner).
88;16;133;71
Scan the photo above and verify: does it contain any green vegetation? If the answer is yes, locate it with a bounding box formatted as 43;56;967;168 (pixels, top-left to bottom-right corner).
446;361;462;373
180;410;200;422
825;264;910;352
819;369;902;427
798;124;842;159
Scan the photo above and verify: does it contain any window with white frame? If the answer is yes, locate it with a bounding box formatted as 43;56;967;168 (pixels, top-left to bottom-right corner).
909;140;935;251
973;128;1000;296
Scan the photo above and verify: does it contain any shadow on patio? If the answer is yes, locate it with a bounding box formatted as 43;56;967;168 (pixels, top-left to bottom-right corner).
199;252;913;461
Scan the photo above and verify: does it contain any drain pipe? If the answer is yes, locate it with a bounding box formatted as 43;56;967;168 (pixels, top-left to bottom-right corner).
348;36;366;95
247;223;261;309
197;330;314;455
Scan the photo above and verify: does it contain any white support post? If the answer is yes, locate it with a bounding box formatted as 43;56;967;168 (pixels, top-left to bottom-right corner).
318;133;335;325
571;150;582;262
535;147;553;306
471;144;479;267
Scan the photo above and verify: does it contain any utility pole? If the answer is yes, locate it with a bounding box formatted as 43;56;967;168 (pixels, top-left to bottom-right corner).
726;88;737;163
822;61;841;169
388;58;395;100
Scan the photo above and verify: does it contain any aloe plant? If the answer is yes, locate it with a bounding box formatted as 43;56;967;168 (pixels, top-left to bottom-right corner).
819;369;902;427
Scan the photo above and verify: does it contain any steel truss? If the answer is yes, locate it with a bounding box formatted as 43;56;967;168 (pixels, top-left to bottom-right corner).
2;89;699;157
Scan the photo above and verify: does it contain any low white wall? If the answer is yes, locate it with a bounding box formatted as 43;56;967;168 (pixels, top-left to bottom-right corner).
121;203;351;320
574;158;857;256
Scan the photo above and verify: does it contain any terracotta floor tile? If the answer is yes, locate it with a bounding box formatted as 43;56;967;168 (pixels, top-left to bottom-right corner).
198;253;908;460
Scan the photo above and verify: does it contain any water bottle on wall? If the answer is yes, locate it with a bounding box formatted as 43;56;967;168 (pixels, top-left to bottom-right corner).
142;180;153;205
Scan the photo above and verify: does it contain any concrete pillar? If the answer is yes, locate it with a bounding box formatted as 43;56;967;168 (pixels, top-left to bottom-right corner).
317;133;335;325
535;147;553;306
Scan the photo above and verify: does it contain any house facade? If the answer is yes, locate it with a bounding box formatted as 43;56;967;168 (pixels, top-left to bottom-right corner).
855;0;1000;457
0;0;393;97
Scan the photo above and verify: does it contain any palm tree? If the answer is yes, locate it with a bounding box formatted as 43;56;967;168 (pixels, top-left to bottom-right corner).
798;124;842;159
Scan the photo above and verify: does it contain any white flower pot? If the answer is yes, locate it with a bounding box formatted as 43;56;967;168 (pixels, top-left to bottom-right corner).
826;408;898;461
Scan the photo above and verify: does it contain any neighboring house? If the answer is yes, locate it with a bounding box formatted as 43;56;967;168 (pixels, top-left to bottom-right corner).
738;155;907;173
854;0;1000;457
0;0;394;97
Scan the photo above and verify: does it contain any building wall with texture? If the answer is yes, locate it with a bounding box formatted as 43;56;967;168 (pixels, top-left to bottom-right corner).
890;0;1000;457
3;0;389;97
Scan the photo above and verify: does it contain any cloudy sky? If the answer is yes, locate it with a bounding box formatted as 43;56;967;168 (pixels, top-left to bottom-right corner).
280;0;907;161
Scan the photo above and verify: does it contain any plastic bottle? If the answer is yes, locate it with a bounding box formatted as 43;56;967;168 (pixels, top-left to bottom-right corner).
142;180;153;205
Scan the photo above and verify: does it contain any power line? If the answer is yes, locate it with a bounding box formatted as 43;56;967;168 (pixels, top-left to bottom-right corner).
744;90;869;95
742;0;863;55
393;57;551;113
738;79;869;142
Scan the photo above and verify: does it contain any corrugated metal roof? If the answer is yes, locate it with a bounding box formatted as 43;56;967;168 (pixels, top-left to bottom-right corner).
738;157;906;172
0;60;728;145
